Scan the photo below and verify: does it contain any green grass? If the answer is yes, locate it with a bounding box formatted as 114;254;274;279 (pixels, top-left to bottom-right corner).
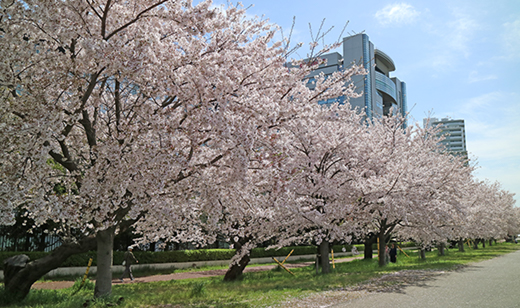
34;257;320;282
2;242;519;307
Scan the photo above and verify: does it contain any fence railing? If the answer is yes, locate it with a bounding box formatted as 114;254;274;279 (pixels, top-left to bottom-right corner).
0;233;62;252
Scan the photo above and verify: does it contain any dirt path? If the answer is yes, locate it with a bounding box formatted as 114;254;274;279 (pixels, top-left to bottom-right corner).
32;256;364;290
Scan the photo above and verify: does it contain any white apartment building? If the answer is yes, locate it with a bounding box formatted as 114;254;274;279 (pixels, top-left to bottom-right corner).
424;117;467;155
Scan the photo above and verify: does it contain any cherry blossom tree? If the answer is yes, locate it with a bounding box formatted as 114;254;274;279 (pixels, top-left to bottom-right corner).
3;2;516;300
0;0;327;298
132;148;283;280
268;100;367;273
408;179;518;256
350;115;476;265
462;180;518;248
1;0;369;296
135;46;368;278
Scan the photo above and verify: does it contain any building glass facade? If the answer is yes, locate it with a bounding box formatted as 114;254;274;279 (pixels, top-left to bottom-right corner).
362;34;373;119
301;33;407;124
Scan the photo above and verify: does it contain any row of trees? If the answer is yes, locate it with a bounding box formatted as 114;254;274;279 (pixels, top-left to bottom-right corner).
1;0;517;300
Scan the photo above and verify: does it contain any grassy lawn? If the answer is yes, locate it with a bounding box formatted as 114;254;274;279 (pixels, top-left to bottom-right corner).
2;242;519;307
31;257;319;283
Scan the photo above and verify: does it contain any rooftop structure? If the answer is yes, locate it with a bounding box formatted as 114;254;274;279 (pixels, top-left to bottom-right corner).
304;33;407;125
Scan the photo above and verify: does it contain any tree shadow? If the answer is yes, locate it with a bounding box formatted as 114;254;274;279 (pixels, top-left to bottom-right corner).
344;264;482;294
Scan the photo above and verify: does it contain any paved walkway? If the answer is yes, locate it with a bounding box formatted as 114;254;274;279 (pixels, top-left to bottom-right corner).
332;250;520;308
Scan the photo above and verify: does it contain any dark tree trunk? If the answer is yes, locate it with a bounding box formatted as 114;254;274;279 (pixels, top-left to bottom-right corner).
364;234;375;260
24;234;31;251
149;242;156;252
482;239;486;248
94;227;115;298
473;239;479;249
489;239;493;246
318;240;330;274
38;232;47;251
438;243;445;256
384;233;392;245
223;254;250;281
224;243;251;281
13;235;18;251
3;235;96;301
420;248;426;260
458;239;465;252
377;230;387;267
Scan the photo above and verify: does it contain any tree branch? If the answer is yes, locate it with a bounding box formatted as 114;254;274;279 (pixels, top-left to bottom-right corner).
105;1;168;40
101;0;113;38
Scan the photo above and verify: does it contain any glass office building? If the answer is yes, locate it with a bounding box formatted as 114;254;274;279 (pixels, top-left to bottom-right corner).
304;33;407;125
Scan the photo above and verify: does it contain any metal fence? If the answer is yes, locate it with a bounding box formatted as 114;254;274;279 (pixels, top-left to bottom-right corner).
0;233;62;252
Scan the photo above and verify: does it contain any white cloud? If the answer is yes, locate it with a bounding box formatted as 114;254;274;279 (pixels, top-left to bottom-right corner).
445;14;478;57
375;3;419;27
460;92;517;137
458;92;520;202
502;19;520;61
419;7;479;71
468;70;498;83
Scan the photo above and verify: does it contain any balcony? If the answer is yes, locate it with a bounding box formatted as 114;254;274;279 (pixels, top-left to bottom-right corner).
375;71;397;102
375;49;396;72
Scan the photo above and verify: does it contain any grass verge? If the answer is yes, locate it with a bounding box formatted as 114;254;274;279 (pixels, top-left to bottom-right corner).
1;242;519;307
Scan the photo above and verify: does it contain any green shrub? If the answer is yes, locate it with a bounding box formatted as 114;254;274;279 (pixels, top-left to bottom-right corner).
368;241;416;250
331;244;355;253
251;246;317;258
0;251;49;268
61;252;97;267
399;241;417;248
1;242;397;268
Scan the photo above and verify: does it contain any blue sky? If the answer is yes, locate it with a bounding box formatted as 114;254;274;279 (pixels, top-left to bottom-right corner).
212;0;520;203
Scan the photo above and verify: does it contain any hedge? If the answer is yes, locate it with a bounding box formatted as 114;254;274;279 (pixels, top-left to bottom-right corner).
0;247;315;268
0;242;415;268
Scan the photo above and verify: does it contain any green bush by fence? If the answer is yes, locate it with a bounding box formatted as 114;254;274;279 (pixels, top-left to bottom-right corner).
0;243;415;268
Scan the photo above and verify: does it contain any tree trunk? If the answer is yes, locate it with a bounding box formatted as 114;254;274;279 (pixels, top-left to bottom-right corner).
94;227;115;298
3;235;96;301
38;232;47;251
224;244;251;281
420;248;426;260
364;234;375;260
458;239;465;252
13;235;18;251
482;239;485;248
473;239;479;249
438;243;445;256
24;234;31;251
378;231;386;267
318;240;330;274
489;239;493;246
